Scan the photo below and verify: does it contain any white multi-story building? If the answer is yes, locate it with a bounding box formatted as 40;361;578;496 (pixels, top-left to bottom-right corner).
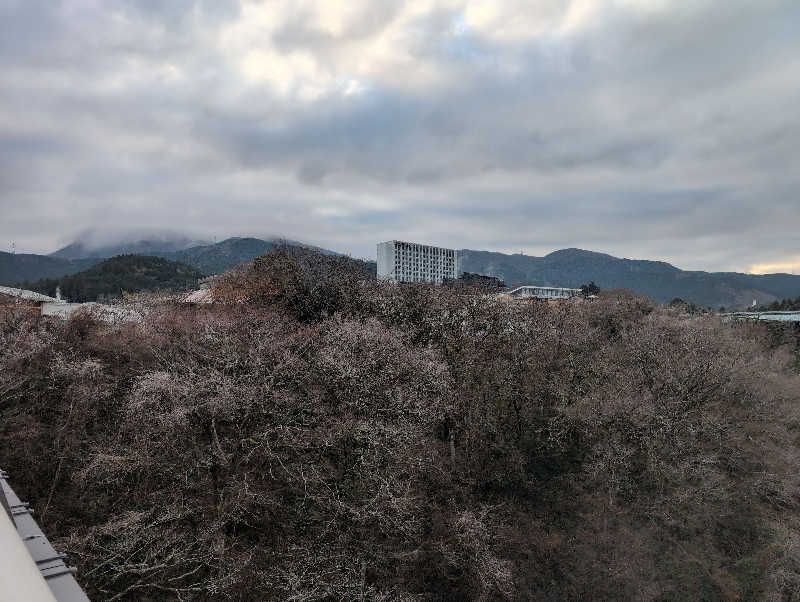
377;240;460;284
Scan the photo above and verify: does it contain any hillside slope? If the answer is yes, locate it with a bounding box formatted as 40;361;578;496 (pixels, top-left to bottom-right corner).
0;252;99;286
25;255;203;302
460;248;800;309
159;237;346;275
3;237;343;284
51;236;209;260
159;237;281;275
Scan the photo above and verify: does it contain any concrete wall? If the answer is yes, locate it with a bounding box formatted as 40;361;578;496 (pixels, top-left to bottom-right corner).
377;240;459;284
377;241;395;281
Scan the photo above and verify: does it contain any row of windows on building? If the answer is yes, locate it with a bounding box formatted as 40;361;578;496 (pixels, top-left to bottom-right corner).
394;259;454;267
394;250;454;261
393;242;455;254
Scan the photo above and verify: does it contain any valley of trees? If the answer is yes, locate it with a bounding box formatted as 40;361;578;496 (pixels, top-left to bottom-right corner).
20;254;203;302
1;247;800;600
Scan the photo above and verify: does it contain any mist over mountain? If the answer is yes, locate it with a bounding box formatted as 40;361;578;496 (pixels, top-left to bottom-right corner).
51;233;211;260
460;248;800;309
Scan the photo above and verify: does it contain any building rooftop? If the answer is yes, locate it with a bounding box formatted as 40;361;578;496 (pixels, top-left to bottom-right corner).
0;286;62;304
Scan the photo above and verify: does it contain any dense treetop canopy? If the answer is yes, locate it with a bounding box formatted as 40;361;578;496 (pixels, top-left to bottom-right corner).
1;247;799;600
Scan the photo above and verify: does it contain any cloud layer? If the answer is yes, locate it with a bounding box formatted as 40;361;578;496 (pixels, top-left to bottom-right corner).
1;0;799;272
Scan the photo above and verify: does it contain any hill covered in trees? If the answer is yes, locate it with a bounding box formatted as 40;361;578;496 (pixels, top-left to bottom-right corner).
159;237;286;275
460;247;800;309
23;254;202;302
0;251;99;286
1;247;799;600
1;236;346;285
758;295;800;311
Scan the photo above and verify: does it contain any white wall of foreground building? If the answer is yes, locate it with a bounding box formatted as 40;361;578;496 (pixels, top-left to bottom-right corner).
1;470;89;602
377;241;460;284
0;504;56;602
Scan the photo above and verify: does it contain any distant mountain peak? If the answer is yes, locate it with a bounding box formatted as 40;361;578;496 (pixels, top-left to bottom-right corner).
544;248;615;260
50;230;212;260
541;248;680;272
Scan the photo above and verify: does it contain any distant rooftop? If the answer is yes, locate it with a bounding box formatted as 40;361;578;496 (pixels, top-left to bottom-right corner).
0;286;61;303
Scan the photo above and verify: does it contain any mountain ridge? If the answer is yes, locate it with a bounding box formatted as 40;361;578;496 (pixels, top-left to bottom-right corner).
0;252;100;286
4;236;800;309
2;236;344;287
51;236;210;260
459;247;800;308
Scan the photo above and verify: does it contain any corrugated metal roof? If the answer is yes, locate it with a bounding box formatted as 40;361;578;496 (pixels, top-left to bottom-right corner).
0;286;62;303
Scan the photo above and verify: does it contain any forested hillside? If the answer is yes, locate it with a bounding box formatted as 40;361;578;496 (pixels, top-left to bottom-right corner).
159;237;280;274
460;247;800;309
0;251;98;285
22;254;202;302
160;237;348;275
2;236;348;284
1;247;799;600
758;295;800;311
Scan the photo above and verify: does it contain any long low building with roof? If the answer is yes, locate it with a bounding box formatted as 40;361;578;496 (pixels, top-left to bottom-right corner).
0;286;142;322
504;285;583;300
0;285;62;305
0;286;64;316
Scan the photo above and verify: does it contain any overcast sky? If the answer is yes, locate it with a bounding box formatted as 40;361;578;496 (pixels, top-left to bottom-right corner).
1;0;799;273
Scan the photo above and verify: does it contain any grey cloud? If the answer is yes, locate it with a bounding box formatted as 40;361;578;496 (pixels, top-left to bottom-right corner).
273;3;403;50
0;0;799;274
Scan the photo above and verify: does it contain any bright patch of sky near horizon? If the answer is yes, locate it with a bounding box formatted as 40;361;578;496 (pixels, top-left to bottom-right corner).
0;0;798;273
